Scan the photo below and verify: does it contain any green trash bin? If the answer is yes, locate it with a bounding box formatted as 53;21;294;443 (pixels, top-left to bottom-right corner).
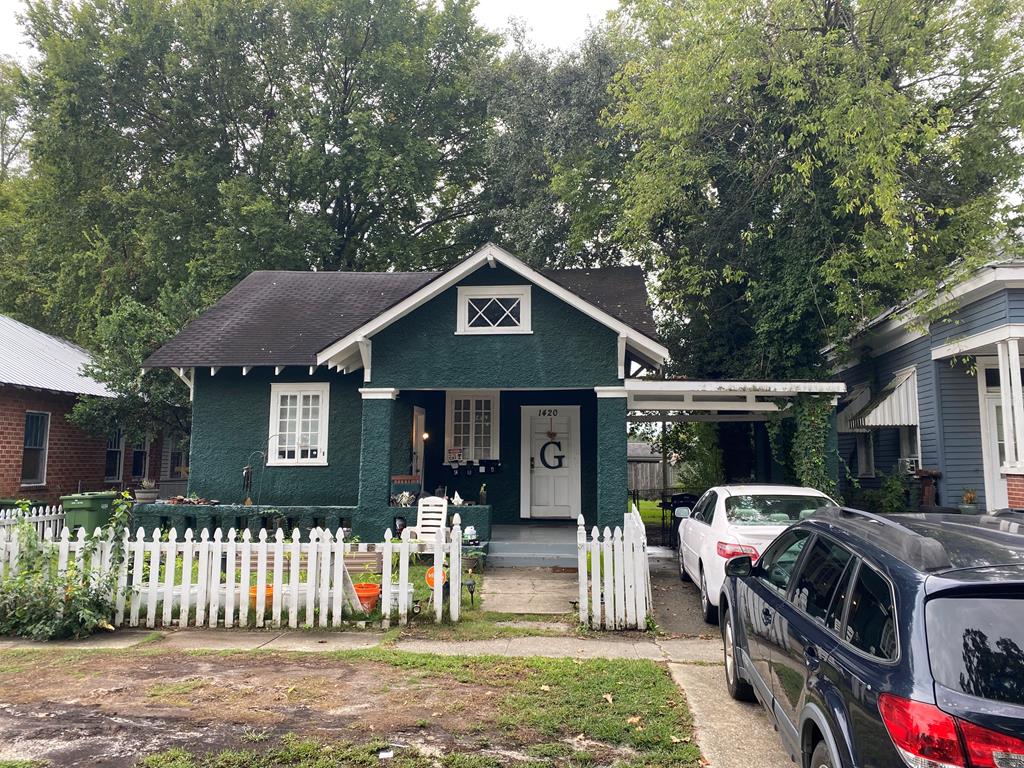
60;491;121;533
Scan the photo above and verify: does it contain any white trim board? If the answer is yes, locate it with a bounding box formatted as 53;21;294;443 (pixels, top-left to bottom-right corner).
931;324;1024;360
315;243;669;374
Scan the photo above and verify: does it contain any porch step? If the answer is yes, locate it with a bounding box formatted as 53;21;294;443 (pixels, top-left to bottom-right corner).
486;552;578;568
486;539;578;568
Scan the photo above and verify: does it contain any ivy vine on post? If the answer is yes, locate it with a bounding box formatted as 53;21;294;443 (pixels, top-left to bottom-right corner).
766;394;839;497
790;395;839;497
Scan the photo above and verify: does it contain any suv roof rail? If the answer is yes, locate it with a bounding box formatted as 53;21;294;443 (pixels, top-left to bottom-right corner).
812;505;953;571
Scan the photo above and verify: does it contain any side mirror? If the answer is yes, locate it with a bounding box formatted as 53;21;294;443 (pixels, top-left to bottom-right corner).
674;506;692;519
724;555;753;578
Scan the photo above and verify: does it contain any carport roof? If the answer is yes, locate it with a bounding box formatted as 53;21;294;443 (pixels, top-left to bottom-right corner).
606;379;847;421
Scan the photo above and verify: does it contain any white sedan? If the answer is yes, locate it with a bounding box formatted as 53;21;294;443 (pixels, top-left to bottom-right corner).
677;484;837;624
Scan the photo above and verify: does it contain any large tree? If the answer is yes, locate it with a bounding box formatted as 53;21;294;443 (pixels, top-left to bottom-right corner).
8;0;497;344
610;0;1024;379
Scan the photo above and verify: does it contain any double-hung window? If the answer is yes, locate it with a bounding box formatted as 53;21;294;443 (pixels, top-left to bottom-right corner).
268;383;329;466
131;438;150;480
163;433;190;480
456;286;532;334
21;411;50;486
445;392;499;462
105;430;124;481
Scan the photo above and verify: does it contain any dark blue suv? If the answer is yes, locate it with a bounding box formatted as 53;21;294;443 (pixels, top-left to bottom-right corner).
718;507;1024;768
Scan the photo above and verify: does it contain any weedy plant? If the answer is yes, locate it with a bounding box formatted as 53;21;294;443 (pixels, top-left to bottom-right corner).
0;492;133;640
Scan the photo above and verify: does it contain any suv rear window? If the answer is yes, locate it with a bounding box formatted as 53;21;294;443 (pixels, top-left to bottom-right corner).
927;597;1024;705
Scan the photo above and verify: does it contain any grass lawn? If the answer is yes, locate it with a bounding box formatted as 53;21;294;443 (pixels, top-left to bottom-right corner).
0;646;702;768
634;500;664;526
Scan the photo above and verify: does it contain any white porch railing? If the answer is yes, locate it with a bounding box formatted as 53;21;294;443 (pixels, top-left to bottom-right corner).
0;505;65;539
576;506;652;630
0;516;463;630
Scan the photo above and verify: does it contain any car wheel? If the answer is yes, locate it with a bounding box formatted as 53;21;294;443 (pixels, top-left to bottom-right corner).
810;740;835;768
699;567;718;624
721;608;755;702
678;544;690;582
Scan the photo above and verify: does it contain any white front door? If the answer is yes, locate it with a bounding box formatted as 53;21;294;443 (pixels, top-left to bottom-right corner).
983;396;1009;509
520;406;581;519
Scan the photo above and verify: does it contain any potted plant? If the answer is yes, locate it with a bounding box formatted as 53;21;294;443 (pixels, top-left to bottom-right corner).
462;547;486;573
959;489;979;515
134;478;159;504
352;562;381;614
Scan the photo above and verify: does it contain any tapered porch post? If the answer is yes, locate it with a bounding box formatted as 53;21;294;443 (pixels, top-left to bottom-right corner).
357;388;398;536
595;388;629;529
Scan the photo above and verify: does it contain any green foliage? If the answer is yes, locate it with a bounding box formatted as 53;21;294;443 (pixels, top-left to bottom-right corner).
790;396;838;497
849;470;910;514
0;492;132;641
610;0;1024;378
674;423;725;491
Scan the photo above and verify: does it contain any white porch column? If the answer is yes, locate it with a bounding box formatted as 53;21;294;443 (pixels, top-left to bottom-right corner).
1008;338;1024;468
997;340;1019;468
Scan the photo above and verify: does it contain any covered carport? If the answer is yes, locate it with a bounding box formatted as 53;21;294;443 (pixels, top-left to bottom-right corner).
622;378;848;543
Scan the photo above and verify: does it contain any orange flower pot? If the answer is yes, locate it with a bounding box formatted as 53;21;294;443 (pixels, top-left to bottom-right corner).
353;582;381;613
249;585;273;607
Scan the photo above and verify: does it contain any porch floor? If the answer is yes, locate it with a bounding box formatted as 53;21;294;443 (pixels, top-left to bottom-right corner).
488;523;578;568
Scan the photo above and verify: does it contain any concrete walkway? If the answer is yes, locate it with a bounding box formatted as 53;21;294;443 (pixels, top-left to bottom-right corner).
479;566;579;614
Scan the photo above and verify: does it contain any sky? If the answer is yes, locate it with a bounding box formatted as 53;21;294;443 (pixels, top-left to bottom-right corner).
0;0;620;62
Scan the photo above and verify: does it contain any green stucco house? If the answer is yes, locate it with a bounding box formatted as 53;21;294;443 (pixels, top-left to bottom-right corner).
141;244;671;542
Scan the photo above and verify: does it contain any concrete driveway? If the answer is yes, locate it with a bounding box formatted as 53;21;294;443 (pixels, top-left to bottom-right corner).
650;550;793;768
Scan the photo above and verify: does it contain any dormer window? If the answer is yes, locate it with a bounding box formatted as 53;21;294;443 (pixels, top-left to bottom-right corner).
457;286;532;335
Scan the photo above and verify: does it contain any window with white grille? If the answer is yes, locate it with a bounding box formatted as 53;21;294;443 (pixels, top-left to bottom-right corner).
446;392;499;461
268;383;329;466
457;286;531;334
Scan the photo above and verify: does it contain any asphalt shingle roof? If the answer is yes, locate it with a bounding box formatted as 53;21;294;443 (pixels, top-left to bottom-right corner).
143;265;659;369
0;315;112;397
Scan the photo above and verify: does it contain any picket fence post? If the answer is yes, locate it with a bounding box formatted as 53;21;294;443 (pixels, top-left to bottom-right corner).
576;515;587;625
449;514;462;623
288;528;301;629
398;527;411;626
381;530;394;627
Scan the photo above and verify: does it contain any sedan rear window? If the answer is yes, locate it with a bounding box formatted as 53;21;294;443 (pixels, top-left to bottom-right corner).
725;494;834;526
927;597;1024;705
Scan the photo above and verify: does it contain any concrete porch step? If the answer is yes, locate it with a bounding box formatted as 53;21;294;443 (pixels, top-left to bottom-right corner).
486;551;578;568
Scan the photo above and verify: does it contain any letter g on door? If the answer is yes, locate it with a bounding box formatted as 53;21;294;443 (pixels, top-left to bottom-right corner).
539;440;566;469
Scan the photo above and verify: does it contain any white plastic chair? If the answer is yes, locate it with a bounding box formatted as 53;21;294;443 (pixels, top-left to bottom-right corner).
411;495;449;541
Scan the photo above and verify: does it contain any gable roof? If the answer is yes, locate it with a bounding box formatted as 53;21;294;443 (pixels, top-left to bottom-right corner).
143;244;665;370
0;315;112;397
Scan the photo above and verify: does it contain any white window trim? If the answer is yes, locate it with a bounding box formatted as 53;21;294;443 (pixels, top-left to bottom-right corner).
161;431;190;480
445;390;501;462
105;431;125;482
856;433;875;479
267;382;330;467
20;410;50;488
456;285;532;335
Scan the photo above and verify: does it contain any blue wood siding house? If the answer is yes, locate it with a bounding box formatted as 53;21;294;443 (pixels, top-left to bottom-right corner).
834;262;1024;510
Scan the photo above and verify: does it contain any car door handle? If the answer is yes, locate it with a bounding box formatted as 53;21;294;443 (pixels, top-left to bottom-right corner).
804;646;821;672
761;607;773;626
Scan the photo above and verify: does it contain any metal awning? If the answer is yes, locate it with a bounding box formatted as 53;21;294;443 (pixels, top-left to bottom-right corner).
613;379;847;422
849;369;918;429
836;383;871;433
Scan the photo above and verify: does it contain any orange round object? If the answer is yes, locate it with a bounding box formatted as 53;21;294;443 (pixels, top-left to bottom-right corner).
353;582;381;613
426;566;447;588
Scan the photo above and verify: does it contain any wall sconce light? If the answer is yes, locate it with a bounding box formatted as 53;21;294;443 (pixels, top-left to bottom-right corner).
422;431;430;441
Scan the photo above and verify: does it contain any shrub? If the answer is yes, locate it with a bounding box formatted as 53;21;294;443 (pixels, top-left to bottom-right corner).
0;493;132;641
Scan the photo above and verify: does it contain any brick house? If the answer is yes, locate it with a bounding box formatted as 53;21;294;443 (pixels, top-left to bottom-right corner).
0;315;189;505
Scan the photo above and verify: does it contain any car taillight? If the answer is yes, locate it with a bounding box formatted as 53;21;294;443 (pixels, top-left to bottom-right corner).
716;541;759;561
878;693;966;768
959;718;1024;768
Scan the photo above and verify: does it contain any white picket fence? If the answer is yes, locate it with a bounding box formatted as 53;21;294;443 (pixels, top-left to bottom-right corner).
0;516;463;630
0;505;65;539
576;506;652;630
